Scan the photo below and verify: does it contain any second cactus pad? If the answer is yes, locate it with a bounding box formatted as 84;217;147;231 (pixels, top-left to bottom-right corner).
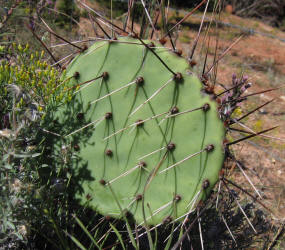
57;37;225;225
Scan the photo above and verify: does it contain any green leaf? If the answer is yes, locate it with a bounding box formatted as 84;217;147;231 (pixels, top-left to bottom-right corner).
13;152;41;158
108;185;138;249
38;164;51;169
6;221;15;230
66;231;87;250
73;215;101;249
14;232;23;241
2;154;9;161
109;223;126;250
3;163;12;169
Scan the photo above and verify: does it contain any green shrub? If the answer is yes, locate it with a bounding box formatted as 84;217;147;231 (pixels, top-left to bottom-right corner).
0;43;71;248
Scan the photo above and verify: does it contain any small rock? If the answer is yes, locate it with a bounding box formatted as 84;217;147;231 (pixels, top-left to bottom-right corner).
259;108;268;114
271;158;276;164
225;5;233;14
280;96;285;102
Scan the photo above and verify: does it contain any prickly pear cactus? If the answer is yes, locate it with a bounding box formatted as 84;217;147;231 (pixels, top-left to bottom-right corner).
56;37;225;225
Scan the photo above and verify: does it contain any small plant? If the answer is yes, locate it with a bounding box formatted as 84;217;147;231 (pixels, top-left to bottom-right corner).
0;43;71;249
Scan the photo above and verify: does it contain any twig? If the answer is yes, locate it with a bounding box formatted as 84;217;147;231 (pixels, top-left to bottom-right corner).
267;223;284;250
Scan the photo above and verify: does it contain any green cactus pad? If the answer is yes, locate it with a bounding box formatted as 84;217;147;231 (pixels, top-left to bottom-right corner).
56;37;225;225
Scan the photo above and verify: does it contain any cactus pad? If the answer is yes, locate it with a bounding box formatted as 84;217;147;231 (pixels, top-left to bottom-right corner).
56;37;225;225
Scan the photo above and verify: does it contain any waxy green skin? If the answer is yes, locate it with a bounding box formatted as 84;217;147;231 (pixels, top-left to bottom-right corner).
57;37;225;225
